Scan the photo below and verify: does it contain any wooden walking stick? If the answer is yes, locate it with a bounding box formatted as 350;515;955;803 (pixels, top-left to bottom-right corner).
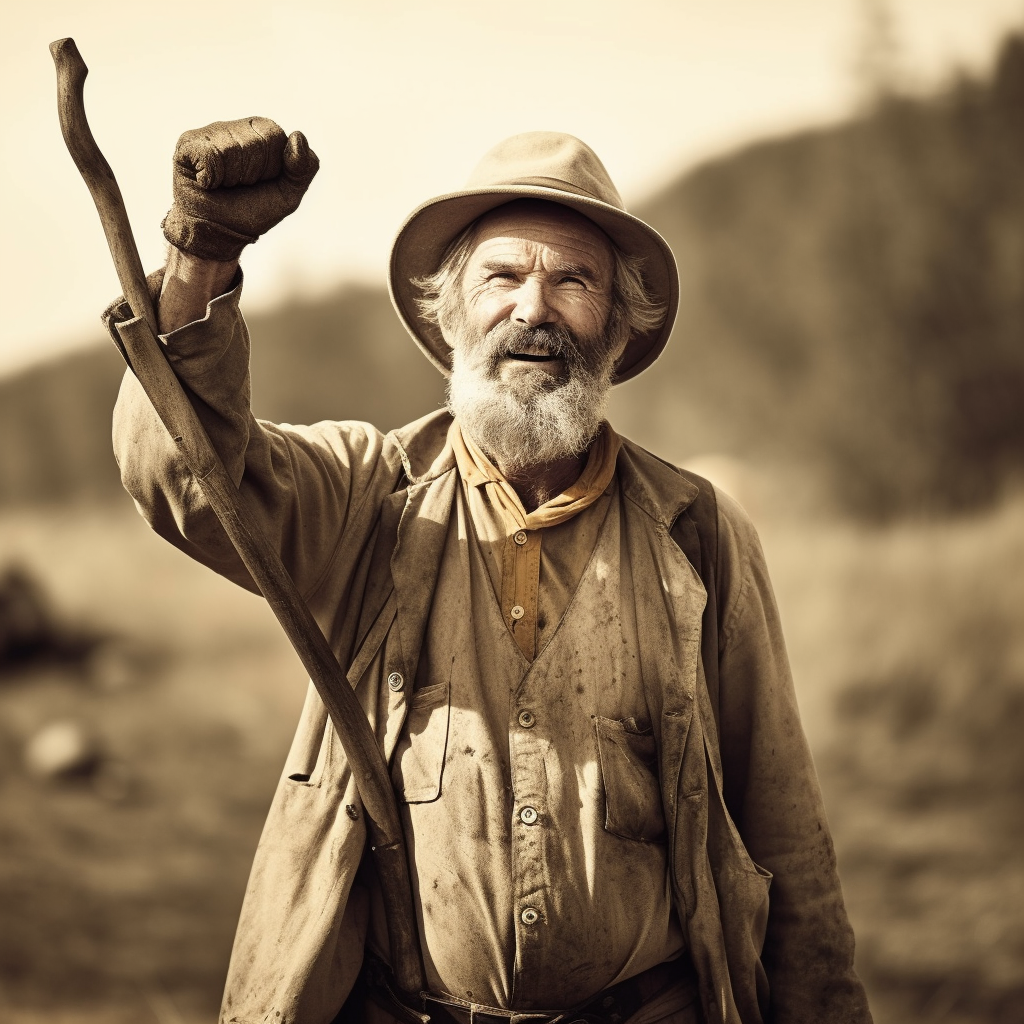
49;37;426;997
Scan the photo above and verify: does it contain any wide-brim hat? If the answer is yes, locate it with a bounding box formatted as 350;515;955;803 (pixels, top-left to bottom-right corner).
388;131;679;384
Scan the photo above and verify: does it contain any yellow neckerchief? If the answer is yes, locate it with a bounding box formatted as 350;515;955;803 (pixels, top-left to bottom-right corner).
449;418;621;530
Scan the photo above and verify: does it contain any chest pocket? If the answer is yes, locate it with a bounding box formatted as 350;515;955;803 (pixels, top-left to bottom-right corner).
391;679;451;803
595;716;667;842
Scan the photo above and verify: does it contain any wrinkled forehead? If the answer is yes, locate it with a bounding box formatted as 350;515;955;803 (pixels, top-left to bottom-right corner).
467;199;616;271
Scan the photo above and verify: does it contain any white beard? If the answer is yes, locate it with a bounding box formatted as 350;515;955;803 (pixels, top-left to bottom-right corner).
445;321;618;474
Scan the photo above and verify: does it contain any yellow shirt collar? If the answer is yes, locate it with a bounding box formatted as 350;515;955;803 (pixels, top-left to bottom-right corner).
449;418;621;531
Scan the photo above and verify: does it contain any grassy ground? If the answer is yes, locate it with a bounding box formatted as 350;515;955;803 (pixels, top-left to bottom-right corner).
0;502;306;1022
0;494;1021;1022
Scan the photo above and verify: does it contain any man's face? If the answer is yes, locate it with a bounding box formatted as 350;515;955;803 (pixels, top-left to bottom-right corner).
451;201;618;389
443;201;624;473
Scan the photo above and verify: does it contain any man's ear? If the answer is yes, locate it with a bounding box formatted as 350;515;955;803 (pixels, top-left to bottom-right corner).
437;307;466;353
608;316;632;366
438;324;457;351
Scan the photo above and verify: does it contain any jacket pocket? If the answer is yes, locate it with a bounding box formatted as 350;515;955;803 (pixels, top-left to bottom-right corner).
391;679;450;803
595;716;667;842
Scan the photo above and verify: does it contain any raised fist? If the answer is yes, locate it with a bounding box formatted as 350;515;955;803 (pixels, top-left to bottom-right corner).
162;117;320;262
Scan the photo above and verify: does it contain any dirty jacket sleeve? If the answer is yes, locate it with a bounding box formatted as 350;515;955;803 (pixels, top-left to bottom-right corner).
714;489;872;1023
108;277;399;601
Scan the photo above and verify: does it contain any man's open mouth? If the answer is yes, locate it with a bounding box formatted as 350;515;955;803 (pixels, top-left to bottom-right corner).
508;351;559;362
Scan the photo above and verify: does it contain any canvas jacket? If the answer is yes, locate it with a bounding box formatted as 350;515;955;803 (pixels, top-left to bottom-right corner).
107;282;872;1024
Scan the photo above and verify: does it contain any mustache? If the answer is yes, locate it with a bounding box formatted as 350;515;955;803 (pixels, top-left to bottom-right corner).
483;320;587;367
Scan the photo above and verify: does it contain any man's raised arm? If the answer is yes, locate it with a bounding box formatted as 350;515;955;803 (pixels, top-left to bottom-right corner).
110;118;398;601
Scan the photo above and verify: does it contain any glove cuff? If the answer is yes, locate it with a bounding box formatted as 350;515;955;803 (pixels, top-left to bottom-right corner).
162;207;257;262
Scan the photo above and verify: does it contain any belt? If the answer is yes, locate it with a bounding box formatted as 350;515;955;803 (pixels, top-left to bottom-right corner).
358;953;689;1024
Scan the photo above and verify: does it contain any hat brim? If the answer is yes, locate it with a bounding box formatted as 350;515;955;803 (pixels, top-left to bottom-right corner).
388;185;678;385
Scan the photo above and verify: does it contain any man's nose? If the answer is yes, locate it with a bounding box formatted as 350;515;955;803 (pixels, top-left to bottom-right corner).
510;279;555;327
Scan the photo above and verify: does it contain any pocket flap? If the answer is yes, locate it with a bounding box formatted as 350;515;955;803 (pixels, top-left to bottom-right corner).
595;716;666;842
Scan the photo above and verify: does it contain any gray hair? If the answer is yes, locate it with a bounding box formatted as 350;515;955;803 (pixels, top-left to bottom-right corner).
412;217;667;345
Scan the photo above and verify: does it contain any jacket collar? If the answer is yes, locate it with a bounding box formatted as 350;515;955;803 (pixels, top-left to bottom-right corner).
616;437;699;530
389;409;457;484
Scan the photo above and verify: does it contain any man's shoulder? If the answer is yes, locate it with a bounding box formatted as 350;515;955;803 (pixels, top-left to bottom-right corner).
273;409;452;477
616;435;757;539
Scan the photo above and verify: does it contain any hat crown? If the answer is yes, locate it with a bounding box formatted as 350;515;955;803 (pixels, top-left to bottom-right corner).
465;132;625;211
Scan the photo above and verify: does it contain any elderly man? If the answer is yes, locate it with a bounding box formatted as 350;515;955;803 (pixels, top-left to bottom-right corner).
107;122;872;1024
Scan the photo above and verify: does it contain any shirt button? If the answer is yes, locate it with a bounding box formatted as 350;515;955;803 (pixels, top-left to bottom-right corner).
510;605;525;621
518;710;535;729
521;907;540;925
513;530;528;546
387;671;404;692
520;806;538;825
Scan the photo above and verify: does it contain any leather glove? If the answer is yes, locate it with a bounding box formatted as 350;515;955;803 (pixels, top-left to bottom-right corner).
162;116;320;262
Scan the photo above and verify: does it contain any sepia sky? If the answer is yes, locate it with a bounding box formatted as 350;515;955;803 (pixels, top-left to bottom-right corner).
2;0;1023;373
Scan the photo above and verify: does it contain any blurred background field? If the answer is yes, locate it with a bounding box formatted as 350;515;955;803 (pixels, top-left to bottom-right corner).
2;492;1022;1024
3;3;1024;1023
0;503;305;1023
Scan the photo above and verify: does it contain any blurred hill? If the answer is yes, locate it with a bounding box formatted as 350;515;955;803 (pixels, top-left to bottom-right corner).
623;31;1024;516
0;285;446;505
5;32;1024;514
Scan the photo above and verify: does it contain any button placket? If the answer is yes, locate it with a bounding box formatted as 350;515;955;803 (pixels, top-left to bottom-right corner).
501;526;541;660
509;671;548;968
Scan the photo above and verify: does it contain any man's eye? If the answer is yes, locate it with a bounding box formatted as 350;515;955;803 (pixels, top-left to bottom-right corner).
559;276;585;287
487;272;516;282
